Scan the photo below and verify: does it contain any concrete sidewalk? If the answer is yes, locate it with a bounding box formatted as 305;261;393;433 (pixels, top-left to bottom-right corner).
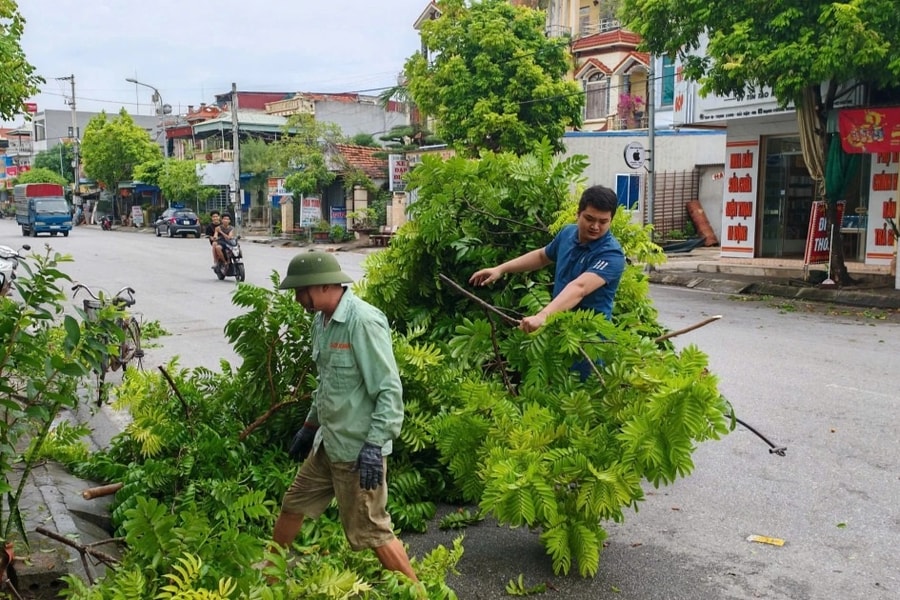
647;246;900;310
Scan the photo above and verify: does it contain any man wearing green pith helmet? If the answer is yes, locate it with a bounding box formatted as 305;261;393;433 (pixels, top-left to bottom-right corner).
267;251;418;583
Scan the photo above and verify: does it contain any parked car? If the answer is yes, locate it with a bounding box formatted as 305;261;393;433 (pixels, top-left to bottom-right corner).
154;209;202;238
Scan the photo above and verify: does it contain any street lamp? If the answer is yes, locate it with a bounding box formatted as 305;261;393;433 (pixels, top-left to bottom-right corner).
126;77;174;212
125;77;171;159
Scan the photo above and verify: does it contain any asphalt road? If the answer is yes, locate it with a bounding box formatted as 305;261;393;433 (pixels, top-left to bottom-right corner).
4;219;898;599
403;286;900;600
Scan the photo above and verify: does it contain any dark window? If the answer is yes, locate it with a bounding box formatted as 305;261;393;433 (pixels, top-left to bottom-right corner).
661;56;676;106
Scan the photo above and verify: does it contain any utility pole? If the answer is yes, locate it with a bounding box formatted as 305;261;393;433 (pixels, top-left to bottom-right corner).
646;65;655;228
58;74;80;205
231;82;241;234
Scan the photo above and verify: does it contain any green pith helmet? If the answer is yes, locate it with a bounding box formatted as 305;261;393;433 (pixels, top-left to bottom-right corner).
279;251;354;289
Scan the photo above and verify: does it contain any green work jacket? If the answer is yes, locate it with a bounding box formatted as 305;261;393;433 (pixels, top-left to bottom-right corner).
306;289;404;462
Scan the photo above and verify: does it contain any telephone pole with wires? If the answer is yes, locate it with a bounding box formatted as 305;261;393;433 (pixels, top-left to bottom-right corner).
57;74;80;203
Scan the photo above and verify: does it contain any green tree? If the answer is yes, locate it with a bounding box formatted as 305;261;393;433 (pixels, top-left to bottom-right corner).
81;109;162;218
378;123;441;155
239;138;274;220
134;158;215;213
0;0;42;120
272;114;343;205
13;166;67;187
31;142;75;184
403;0;583;156
349;132;380;148
358;143;726;576
620;0;900;285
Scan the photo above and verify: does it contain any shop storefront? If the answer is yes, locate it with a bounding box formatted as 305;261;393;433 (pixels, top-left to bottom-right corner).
674;80;879;265
838;107;900;272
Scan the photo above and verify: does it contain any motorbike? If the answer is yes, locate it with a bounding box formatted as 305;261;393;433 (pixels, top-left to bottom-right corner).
100;215;113;231
0;244;30;297
213;237;245;282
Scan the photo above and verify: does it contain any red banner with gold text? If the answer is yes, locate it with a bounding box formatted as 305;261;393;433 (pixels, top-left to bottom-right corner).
839;107;900;153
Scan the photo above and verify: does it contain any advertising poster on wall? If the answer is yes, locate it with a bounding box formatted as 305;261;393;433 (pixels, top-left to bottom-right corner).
865;151;899;265
330;206;347;228
721;139;760;258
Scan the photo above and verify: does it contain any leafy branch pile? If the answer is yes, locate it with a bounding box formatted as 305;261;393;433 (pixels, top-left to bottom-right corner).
39;274;459;598
358;143;733;576
30;146;729;592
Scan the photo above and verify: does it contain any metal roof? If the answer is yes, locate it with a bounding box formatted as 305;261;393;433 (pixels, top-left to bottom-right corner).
191;110;287;136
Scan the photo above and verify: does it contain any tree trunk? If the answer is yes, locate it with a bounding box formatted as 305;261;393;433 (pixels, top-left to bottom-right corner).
798;83;855;286
826;201;855;285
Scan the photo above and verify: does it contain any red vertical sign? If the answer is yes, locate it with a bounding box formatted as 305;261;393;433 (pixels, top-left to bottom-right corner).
803;201;845;265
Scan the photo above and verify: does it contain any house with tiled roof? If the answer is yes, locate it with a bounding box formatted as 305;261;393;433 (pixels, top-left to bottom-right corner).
570;28;650;131
331;143;388;181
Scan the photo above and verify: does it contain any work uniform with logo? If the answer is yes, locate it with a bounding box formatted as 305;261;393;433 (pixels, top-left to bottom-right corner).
277;253;405;551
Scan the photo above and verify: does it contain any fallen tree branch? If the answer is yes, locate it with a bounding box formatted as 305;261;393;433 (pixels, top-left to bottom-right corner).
654;315;722;343
35;526;120;585
82;482;123;500
158;365;190;420
438;273;521;327
34;527;120;566
239;395;310;442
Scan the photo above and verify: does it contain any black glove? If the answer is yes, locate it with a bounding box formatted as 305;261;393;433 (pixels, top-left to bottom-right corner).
354;442;384;490
288;423;318;462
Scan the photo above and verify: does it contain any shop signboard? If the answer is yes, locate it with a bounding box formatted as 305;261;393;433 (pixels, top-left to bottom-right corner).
299;196;321;227
865;151;899;265
268;177;290;208
720;139;760;258
330;206;347;228
389;154;409;191
839;107;900;154
803;201;845;265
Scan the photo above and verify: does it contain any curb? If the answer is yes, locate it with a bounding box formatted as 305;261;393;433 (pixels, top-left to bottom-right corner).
647;270;900;310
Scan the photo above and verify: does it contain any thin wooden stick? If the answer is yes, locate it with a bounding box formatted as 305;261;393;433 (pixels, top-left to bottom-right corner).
439;273;721;346
654;315;722;343
158;365;190;420
438;273;521;326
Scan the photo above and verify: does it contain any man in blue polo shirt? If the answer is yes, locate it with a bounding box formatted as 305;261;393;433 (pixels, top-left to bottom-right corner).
469;184;626;343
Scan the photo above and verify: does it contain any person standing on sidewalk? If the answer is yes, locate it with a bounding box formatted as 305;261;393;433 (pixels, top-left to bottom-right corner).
269;251;418;583
469;185;626;377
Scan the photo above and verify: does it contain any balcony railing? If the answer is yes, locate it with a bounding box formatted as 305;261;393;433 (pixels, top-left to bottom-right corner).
577;18;621;38
202;148;234;163
7;140;32;155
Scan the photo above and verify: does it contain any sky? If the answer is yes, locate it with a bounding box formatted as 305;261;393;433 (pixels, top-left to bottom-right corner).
3;0;430;126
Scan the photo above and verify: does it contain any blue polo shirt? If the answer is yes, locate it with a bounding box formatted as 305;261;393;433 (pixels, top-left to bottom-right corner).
544;224;626;320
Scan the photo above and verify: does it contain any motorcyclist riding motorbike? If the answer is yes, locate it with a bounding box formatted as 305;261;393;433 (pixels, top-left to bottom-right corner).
205;210;223;267
212;214;245;282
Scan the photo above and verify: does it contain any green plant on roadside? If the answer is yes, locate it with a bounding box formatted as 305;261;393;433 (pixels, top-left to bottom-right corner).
505;574;547;596
138;319;169;340
330;224;348;242
439;508;484;530
0;247;120;547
